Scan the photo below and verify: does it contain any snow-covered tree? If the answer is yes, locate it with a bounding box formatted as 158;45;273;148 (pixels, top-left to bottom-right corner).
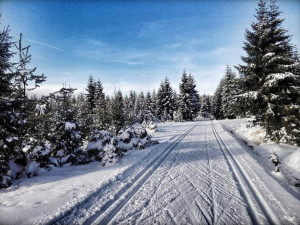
86;75;96;111
200;94;211;118
178;70;200;120
48;85;83;165
187;73;200;117
94;80;108;130
212;78;224;120
222;65;238;119
150;89;157;117
111;90;125;134
237;0;300;144
156;77;174;121
0;21;18;188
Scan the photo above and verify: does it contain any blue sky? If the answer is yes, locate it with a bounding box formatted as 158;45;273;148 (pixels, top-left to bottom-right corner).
1;0;299;96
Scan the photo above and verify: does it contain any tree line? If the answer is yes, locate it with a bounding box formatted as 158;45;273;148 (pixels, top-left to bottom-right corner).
211;0;300;145
1;0;299;188
0;16;204;187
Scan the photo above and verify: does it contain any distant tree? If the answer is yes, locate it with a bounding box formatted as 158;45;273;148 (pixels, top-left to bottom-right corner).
200;94;211;118
222;65;238;119
156;77;174;121
212;78;224;119
187;73;200;117
86;75;96;111
94;80;108;130
150;89;157;117
111;90;125;134
178;70;200;120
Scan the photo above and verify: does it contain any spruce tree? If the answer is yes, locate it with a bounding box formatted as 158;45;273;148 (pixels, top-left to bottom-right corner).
94;80;108;130
236;0;270;117
260;0;300;143
212;78;224;120
156;77;174;121
237;0;300;144
111;90;125;134
222;65;238;119
200;94;211;118
48;85;83;165
0;21;17;188
128;90;137;123
187;73;200;118
151;89;157;117
178;70;190;120
178;70;200;120
86;75;96;111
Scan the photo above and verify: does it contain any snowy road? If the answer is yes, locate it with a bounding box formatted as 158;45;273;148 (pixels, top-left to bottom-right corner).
54;120;300;225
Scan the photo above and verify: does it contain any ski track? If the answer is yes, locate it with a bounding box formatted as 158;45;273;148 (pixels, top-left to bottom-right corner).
51;121;300;225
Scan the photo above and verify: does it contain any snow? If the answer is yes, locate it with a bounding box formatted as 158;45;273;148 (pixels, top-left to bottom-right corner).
0;122;191;225
65;122;76;130
219;119;300;190
284;150;300;185
1;121;300;225
263;52;275;58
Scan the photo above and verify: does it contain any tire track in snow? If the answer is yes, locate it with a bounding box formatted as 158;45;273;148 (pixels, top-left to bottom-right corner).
88;122;199;225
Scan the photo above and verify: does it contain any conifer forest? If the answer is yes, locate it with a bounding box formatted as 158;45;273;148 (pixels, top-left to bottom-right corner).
0;1;300;224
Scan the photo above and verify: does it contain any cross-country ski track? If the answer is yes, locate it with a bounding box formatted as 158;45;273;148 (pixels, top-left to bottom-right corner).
49;120;300;225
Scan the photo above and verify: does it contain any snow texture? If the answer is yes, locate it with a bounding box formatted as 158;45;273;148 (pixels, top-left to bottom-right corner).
1;121;300;225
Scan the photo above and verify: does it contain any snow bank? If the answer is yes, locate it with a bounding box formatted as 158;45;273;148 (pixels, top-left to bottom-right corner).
283;150;300;186
219;119;300;188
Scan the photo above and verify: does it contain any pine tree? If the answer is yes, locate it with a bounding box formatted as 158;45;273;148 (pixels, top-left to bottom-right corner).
222;65;238;119
178;70;190;120
236;0;270;117
128;90;137;123
94;80;108;130
111;90;125;134
0;31;46;187
14;33;46;114
150;89;157;117
156;77;174;121
178;71;200;120
137;91;146;122
48;85;83;165
200;94;211;118
0;20;17;188
144;91;154;122
86;75;96;111
212;78;224;119
260;0;300;143
237;0;300;144
187;73;200;118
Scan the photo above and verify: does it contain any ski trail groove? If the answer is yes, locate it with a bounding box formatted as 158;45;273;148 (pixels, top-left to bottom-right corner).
50;123;195;225
89;122;199;225
211;121;288;225
205;125;217;224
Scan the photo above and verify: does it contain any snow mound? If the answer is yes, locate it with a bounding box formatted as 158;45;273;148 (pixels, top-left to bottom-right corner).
283;150;300;185
65;122;76;130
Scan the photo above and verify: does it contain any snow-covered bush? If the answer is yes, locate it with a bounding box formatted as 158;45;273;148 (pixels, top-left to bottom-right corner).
118;128;136;151
270;152;281;172
142;120;158;134
101;137;119;166
51;121;83;166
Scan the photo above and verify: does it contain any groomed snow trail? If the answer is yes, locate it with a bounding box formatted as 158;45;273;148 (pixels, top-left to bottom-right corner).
53;121;300;225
